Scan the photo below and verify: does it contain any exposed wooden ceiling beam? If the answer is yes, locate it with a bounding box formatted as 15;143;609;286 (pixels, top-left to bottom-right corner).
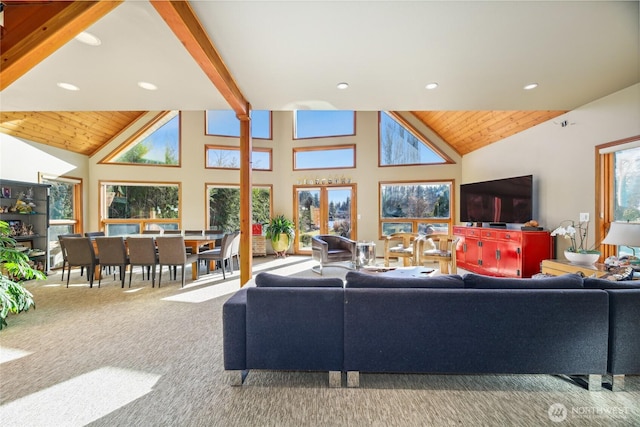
0;1;122;91
150;0;248;117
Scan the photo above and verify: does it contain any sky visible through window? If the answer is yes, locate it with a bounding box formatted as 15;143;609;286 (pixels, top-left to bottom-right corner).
295;147;355;170
295;110;355;139
380;112;445;165
206;110;270;138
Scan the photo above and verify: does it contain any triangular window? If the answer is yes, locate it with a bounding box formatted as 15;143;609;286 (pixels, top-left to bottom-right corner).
379;111;451;166
102;111;180;166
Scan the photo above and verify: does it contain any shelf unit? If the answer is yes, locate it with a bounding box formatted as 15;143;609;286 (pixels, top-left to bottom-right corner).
0;179;51;274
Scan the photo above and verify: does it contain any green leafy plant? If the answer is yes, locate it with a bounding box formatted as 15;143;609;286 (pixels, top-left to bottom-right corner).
0;220;42;329
264;214;295;242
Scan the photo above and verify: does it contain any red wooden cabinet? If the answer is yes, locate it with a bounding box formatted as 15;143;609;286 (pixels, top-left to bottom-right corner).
453;226;552;278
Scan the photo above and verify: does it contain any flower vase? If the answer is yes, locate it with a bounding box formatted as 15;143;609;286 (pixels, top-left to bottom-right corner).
564;250;600;265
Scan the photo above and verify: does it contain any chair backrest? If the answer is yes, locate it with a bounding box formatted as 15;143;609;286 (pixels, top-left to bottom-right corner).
95;237;128;265
230;231;241;256
63;237;97;266
163;230;183;235
127;237;157;265
184;230;204;236
141;229;162;235
84;231;105;239
58;233;82;258
156;236;187;265
218;233;235;258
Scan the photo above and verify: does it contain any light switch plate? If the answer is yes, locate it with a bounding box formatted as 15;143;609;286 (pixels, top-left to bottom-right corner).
580;212;589;222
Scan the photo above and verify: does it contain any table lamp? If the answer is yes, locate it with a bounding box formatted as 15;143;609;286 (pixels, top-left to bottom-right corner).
601;222;640;261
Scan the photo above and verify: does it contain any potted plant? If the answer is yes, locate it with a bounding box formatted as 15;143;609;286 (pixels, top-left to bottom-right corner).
264;214;295;258
550;218;600;265
0;220;42;329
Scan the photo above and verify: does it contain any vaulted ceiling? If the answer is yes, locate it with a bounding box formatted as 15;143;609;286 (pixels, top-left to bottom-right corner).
1;1;638;157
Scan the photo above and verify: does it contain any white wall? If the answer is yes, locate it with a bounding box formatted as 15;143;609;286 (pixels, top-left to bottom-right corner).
0;133;90;227
461;83;640;251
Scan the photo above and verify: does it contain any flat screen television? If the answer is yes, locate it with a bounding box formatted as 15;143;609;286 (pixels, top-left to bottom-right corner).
460;175;533;224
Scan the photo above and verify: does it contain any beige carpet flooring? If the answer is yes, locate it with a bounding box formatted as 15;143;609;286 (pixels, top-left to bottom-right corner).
0;256;638;426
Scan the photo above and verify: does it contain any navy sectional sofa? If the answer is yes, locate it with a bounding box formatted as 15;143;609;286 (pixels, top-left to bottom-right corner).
222;271;639;390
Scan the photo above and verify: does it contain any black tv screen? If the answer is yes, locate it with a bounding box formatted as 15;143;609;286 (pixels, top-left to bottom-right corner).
460;175;533;224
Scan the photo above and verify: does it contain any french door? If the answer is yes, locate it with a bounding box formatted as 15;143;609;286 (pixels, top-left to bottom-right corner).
294;184;357;253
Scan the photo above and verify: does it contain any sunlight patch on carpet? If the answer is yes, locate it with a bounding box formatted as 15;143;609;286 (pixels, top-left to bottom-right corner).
0;366;160;426
0;346;32;364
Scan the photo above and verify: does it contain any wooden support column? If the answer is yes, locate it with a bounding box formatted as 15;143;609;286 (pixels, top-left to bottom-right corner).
239;112;253;286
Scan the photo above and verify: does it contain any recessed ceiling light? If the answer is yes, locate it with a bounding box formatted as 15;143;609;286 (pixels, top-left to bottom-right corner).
138;81;158;91
336;82;349;90
523;83;538;90
75;31;101;46
56;82;80;91
425;82;439;90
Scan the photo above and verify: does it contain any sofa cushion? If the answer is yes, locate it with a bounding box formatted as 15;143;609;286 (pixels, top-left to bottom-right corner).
345;270;464;288
255;272;343;288
583;277;640;289
463;273;584;289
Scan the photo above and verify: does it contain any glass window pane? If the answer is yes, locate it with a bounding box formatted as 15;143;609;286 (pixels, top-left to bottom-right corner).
206;146;271;170
380;182;451;219
208;186;271;231
294;110;355;139
105;184;179;219
379;112;446;166
418;222;449;235
47;181;74;220
613;146;640;256
110;111;180;165
294;146;355;170
106;223;140;236
206;110;271;139
382;222;414;235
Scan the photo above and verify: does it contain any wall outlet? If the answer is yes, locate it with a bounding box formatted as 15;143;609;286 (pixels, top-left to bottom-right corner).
580;212;589;222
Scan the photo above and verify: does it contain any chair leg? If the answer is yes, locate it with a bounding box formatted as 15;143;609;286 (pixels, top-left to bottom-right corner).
158;265;163;288
151;265;156;287
129;265;134;288
66;265;71;288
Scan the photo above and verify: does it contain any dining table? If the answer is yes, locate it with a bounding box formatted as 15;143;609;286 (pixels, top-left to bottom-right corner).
92;233;225;281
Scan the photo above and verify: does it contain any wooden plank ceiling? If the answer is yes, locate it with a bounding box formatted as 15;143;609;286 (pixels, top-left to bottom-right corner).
0;111;145;156
0;1;567;157
412;110;567;155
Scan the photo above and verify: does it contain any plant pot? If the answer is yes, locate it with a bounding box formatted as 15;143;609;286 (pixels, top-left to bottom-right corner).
564;250;600;265
271;233;291;257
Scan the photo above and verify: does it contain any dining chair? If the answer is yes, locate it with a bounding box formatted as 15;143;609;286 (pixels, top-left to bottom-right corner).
84;231;105;239
419;235;460;274
127;237;159;287
58;233;82;280
197;232;234;279
62;237;99;288
229;231;241;272
156;236;199;287
95;236;130;288
163;230;182;235
384;232;424;267
184;230;204;236
141;229;162;235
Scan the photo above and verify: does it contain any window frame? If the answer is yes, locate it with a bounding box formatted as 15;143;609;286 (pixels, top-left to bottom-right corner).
99;111;182;167
99;180;182;235
378;179;454;238
205;110;273;140
205;144;273;171
293;144;356;171
596;135;640;259
293;110;356;140
378;111;454;167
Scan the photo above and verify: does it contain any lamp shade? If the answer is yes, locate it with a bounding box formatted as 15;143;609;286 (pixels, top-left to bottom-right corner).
601;222;640;248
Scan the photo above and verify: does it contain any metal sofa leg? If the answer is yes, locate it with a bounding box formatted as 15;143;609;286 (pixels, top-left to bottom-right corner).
347;371;360;388
226;370;248;386
611;374;625;392
329;371;341;388
588;374;603;391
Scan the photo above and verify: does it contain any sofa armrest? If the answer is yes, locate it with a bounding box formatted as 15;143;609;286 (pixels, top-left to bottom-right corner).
223;288;248;370
607;289;640;374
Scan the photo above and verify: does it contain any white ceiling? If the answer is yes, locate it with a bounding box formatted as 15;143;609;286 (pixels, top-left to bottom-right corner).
1;0;638;112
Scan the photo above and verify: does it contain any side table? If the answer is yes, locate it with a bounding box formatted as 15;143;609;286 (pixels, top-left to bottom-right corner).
540;259;609;278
